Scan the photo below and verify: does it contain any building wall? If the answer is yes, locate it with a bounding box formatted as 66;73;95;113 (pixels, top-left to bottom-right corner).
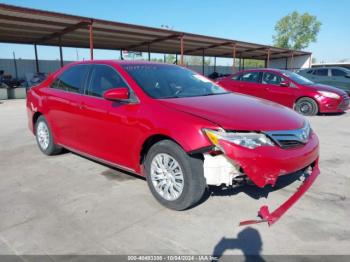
0;59;72;79
0;59;236;78
1;57;311;80
269;54;311;70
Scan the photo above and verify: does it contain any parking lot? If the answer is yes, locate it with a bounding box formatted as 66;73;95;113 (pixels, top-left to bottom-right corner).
0;99;349;257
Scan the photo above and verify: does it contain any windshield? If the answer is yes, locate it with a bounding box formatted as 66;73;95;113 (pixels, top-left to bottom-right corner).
122;64;229;99
281;70;315;85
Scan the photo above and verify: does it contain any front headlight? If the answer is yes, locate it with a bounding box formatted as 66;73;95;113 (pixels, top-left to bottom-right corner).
203;128;274;149
318;91;340;99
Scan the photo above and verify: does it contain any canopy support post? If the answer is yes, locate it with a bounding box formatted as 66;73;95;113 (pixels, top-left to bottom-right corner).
214;56;216;72
180;35;184;66
232;43;236;73
89;21;94;60
34;44;39;73
290;52;294;70
266;49;270;68
202;49;205;75
59;37;63;68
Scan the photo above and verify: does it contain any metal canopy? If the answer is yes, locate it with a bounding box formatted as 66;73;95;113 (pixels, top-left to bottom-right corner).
0;3;310;62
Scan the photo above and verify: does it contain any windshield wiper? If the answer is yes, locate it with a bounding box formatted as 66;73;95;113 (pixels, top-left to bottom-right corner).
202;92;230;96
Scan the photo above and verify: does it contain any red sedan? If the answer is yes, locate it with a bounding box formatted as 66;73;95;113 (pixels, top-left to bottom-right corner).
217;69;350;116
27;61;319;225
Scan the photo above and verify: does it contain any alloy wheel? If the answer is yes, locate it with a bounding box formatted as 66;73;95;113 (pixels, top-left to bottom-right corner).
150;153;184;201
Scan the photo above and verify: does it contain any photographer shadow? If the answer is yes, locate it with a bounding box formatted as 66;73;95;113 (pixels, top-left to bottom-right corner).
212;227;265;262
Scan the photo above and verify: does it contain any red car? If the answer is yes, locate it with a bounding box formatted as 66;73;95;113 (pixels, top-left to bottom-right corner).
27;61;320;225
217;69;350;116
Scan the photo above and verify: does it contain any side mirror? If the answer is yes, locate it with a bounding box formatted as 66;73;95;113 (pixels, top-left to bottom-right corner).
103;87;129;101
280;81;290;87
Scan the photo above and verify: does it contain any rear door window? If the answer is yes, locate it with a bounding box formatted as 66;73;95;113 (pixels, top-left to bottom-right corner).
313;69;328;76
87;65;128;97
232;73;242;80
51;65;90;93
262;72;285;86
331;69;346;76
240;72;261;83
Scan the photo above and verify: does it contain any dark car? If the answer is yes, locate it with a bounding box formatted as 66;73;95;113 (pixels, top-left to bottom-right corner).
297;67;350;95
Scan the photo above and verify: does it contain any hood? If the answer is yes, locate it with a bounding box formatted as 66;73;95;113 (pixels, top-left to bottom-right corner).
159;93;305;131
306;83;348;96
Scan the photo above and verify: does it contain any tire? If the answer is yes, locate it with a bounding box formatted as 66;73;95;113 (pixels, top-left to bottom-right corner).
144;140;206;210
294;97;319;116
35;115;62;155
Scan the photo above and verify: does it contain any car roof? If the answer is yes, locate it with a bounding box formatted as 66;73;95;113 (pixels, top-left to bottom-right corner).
312;66;349;71
66;60;175;67
233;68;288;75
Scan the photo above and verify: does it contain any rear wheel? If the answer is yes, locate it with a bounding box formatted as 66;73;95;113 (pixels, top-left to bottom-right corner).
35;115;62;155
144;140;206;210
294;97;318;116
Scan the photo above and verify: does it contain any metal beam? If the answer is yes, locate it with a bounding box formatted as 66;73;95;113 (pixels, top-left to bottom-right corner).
37;21;90;44
251;50;291;59
238;46;268;54
148;44;151;61
184;41;232;55
220;46;268;58
0;14;69;28
125;33;182;50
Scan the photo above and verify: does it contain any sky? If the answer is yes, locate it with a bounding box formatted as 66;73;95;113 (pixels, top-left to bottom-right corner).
0;0;349;64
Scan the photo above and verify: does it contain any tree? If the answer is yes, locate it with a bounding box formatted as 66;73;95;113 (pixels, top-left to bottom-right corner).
273;11;321;50
184;56;212;66
243;59;265;69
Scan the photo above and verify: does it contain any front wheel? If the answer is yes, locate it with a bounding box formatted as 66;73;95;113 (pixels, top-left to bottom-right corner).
144;140;206;210
294;97;319;116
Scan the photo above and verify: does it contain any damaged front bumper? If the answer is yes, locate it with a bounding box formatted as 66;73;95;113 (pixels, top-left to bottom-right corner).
202;131;320;226
239;160;320;226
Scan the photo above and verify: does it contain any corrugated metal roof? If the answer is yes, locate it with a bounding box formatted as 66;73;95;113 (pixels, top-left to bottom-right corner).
0;3;311;60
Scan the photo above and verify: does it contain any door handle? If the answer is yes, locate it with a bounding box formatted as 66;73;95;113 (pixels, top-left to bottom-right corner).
78;103;86;110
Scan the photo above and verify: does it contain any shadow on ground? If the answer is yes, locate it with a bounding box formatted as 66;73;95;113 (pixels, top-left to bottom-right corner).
318;112;346;116
212;227;265;262
70;151;145;181
69;150;305;208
